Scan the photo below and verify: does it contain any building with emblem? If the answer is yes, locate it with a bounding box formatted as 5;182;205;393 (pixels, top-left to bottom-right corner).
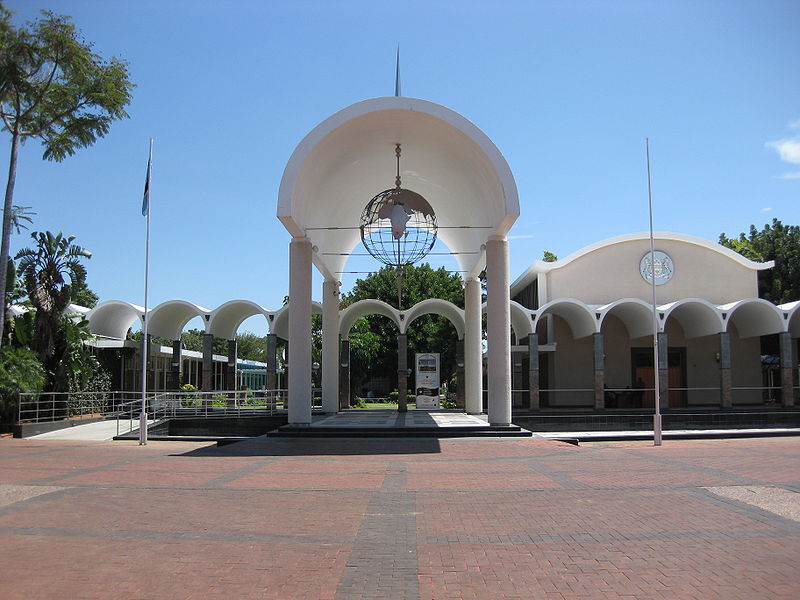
510;232;799;411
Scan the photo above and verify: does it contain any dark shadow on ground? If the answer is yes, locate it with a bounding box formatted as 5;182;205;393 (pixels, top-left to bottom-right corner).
172;436;443;457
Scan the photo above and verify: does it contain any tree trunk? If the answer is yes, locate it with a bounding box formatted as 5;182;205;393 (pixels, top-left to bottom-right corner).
0;131;21;347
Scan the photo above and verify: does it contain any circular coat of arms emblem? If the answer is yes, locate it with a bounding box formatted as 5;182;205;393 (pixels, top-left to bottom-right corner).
640;251;674;285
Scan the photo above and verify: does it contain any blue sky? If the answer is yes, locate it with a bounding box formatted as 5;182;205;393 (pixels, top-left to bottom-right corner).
2;0;798;336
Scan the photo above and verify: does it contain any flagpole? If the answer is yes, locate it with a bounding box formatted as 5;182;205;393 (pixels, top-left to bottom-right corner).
646;138;662;447
140;138;153;446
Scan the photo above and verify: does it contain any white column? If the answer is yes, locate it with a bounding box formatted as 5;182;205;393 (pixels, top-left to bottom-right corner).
464;276;483;414
486;236;511;425
288;237;312;425
322;278;340;414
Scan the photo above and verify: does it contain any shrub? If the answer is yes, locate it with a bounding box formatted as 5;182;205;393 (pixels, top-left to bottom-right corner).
440;398;457;409
180;383;200;407
0;347;45;425
68;367;112;417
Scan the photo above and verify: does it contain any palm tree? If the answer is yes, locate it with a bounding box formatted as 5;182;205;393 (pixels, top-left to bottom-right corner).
2;205;34;339
15;231;91;371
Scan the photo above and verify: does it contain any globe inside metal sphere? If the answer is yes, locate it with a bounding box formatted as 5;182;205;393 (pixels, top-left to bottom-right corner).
360;187;438;267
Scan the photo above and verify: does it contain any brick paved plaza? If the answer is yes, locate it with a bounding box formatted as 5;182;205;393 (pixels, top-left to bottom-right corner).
0;435;798;599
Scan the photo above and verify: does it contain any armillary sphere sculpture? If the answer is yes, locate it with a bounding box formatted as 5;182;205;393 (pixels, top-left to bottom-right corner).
360;143;437;308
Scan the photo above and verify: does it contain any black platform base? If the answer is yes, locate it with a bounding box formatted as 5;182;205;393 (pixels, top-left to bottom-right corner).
267;423;532;438
513;407;800;432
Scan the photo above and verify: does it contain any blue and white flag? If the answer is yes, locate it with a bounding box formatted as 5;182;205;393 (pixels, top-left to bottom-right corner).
142;150;151;216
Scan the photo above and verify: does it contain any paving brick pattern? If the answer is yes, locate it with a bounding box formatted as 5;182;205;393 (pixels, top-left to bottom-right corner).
0;436;798;599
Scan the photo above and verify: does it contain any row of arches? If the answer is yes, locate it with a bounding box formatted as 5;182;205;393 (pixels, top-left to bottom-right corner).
86;298;465;341
514;299;800;412
81;294;800;413
84;296;800;344
521;297;800;341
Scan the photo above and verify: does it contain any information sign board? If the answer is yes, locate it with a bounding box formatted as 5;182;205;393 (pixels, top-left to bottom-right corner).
415;353;440;390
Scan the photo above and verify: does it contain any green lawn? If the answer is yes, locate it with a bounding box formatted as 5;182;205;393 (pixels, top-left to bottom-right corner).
361;402;416;409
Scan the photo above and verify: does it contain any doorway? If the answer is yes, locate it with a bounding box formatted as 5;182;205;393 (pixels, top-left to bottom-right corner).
631;347;687;408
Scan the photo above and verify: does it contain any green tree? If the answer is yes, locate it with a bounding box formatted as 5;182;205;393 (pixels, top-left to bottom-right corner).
14;231;91;383
0;346;44;425
128;329;269;362
126;330;171;348
3;205;34;234
70;283;98;308
720;219;800;303
54;316;109;400
340;264;464;396
0;4;134;345
543;250;558;262
180;329;228;356
234;331;268;362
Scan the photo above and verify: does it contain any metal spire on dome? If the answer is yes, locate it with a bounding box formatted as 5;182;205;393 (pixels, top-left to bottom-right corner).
394;45;401;97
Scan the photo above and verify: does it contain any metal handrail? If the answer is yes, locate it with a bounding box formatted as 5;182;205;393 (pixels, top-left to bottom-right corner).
112;388;327;437
17;391;135;424
17;387;322;426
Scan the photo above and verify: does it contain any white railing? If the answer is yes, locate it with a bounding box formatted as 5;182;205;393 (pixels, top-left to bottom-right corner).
18;387;323;428
17;391;135;424
112;388;323;437
520;386;790;408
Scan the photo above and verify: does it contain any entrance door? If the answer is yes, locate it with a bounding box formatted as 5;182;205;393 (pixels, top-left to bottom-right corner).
631;348;687;408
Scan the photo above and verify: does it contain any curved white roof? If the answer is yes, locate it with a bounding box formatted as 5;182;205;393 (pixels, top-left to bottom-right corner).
661;298;725;338
278;96;519;280
209;300;273;340
404;298;465;339
148;300;211;340
597;298;656;339
720;298;785;339
481;300;535;340
783;301;800;337
87;300;144;340
271;301;323;339
534;298;597;339
339;299;401;338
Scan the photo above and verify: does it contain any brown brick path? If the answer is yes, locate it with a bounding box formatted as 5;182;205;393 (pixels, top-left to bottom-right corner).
0;436;798;599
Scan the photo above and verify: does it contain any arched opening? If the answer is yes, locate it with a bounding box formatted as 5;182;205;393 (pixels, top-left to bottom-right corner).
598;299;655;409
725;299;786;406
532;299;597;409
343;313;401;405
278;96;519;425
658;300;724;408
404;300;465;409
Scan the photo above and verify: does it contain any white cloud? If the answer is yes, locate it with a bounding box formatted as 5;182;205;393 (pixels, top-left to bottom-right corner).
766;139;800;165
779;172;800;180
508;234;535;240
760;207;773;212
767;120;800;167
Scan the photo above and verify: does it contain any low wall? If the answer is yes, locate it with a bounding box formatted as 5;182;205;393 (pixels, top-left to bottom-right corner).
167;416;288;437
14;417;106;438
513;409;800;432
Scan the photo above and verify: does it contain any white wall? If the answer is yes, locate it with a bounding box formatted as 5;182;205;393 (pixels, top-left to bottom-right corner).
547;238;759;305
